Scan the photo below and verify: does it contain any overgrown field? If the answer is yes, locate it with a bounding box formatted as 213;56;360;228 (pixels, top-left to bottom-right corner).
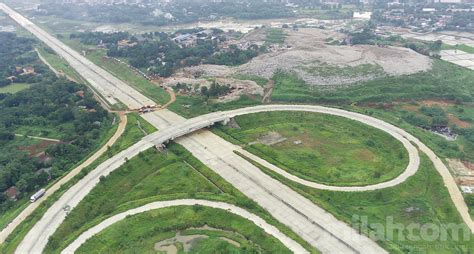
76;206;290;253
44;144;317;253
214;111;408;186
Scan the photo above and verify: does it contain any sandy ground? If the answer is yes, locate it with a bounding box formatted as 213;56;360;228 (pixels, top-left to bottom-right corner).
184;28;432;88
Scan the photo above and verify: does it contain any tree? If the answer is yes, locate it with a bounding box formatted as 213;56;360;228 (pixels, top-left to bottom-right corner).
201;86;209;97
430;40;442;52
0;127;14;141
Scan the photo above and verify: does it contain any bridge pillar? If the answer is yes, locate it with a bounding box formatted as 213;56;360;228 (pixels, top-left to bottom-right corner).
155;144;166;151
220;117;232;126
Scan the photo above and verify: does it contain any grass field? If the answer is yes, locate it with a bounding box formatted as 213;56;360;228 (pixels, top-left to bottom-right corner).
244;153;474;253
265;28;286;44
43;143;317;253
76;206;291;254
0;83;32;94
214;111;408;186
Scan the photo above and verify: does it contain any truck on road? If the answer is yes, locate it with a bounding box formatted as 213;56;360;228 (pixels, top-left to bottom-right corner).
30;188;46;202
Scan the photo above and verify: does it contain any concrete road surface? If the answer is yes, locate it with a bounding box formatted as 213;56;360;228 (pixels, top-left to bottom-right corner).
62;199;309;254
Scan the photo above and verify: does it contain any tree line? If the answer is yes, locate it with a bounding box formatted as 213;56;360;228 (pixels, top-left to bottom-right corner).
37;0;294;26
71;31;263;78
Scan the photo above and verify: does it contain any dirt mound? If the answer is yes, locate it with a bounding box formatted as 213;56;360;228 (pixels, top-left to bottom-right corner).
182;28;432;89
163;74;263;103
236;45;431;86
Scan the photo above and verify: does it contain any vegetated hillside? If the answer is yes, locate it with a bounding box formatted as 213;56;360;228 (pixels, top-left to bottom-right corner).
0;33;112;214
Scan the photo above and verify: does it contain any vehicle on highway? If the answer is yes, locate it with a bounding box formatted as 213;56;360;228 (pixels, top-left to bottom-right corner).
30;189;46;202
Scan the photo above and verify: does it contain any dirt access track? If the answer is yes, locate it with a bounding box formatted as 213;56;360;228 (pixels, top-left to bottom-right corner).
184;28;432;87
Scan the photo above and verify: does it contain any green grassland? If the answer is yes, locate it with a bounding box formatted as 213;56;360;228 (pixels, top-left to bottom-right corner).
76;206;290;254
214;111;408;186
242;153;474;253
360;103;474;161
0;83;32;94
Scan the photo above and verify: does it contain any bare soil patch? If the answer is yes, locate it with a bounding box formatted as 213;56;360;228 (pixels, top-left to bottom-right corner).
420;99;456;108
256;131;287;146
448;158;474;185
18;140;59;157
163;74;263;103
448;114;471;128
